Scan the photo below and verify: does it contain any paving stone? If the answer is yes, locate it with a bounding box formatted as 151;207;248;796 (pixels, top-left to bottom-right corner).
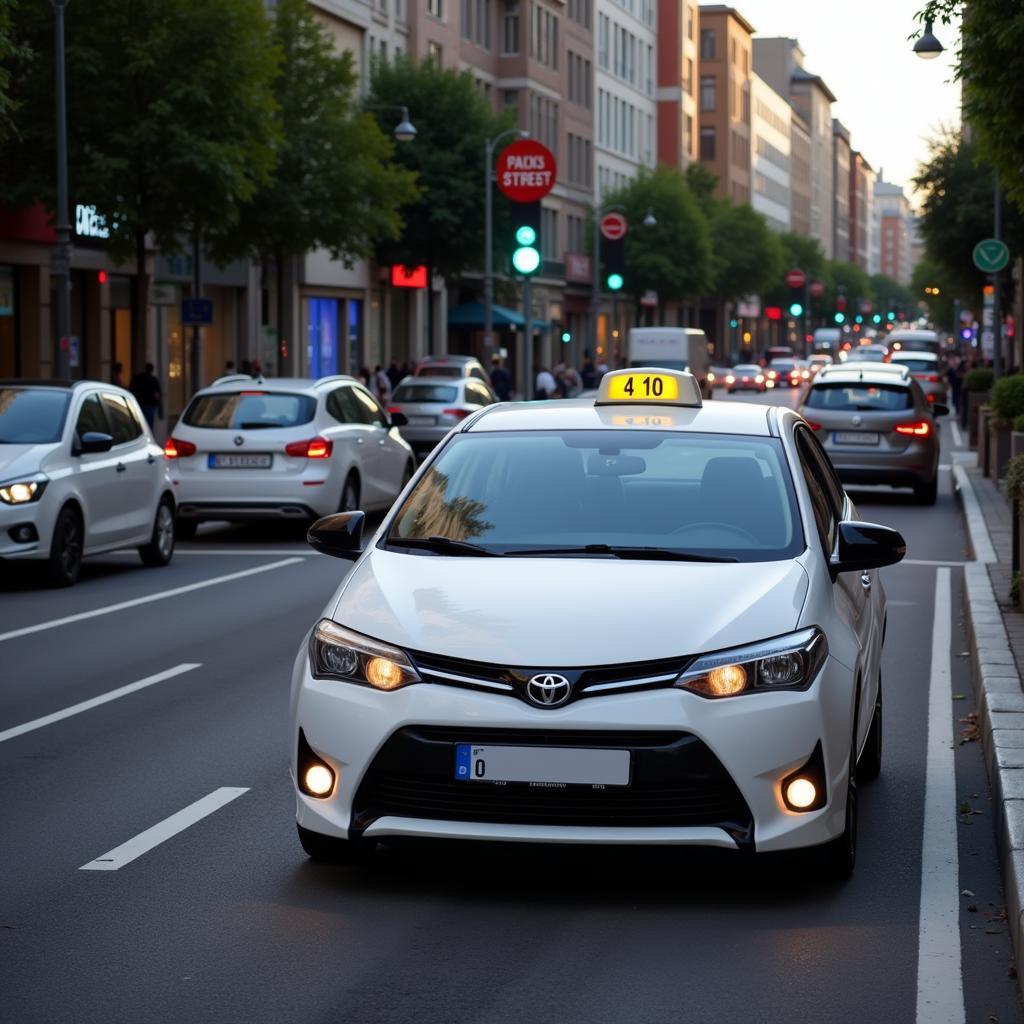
1001;771;1024;801
993;730;1024;749
1005;801;1024;850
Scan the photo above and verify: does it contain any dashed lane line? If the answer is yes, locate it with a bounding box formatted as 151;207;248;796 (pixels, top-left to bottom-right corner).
0;558;304;645
79;787;249;871
0;664;201;744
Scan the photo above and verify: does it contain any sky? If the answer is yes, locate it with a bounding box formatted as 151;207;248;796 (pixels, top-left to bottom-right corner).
735;0;962;205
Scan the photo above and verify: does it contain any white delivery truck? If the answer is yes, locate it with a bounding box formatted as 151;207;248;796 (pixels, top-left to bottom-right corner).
627;327;713;400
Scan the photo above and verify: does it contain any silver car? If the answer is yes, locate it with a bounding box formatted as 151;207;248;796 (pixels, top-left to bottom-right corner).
887;351;949;407
798;364;946;505
413;355;491;383
390;376;498;460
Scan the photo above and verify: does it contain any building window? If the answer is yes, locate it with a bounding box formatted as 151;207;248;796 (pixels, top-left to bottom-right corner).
700;28;715;60
687;3;694;40
700;75;715;112
598;13;609;68
462;0;492;49
684;57;694;95
568;0;590;27
700;126;716;161
530;3;559;69
541;206;559;260
427;0;443;18
501;0;519;54
427;40;443;62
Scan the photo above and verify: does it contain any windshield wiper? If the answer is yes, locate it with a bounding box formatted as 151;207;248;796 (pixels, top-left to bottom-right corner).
386;535;503;557
506;544;737;563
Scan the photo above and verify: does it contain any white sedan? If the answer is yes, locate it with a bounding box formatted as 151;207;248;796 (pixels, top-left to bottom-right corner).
0;380;175;585
166;375;415;537
290;368;904;879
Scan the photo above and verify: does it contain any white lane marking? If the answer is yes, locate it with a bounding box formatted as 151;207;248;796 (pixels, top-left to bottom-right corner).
903;559;967;567
0;558;304;645
952;464;997;563
951;421;964;448
0;664;201;744
79;787;249;871
939;464;952;471
916;568;965;1024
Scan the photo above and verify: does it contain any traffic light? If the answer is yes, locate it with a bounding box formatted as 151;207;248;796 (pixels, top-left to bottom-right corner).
729;318;739;329
855;315;863;324
834;312;846;324
886;310;896;322
603;232;625;292
788;301;804;317
872;313;882;325
511;201;541;276
560;330;571;343
788;285;804;319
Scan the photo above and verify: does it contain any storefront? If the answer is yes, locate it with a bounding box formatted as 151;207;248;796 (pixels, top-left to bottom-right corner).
304;294;363;377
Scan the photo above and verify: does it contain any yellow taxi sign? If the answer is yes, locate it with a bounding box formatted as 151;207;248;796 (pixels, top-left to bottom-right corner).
595;368;703;408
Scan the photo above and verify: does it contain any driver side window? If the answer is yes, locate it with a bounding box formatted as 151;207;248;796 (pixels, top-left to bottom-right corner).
795;429;836;555
74;394;108;443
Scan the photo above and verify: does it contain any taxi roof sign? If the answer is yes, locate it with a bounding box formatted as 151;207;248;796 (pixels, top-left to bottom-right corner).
594;368;703;408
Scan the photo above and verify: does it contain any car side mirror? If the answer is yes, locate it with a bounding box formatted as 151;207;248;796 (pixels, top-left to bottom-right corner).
932;402;950;417
76;431;114;455
830;520;906;580
389;411;408;428
307;511;365;560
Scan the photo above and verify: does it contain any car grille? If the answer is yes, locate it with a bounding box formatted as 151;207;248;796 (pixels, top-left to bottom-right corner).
352;727;752;843
409;650;689;706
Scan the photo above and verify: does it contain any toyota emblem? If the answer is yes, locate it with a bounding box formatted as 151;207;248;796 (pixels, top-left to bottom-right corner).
233;435;244;447
526;673;572;708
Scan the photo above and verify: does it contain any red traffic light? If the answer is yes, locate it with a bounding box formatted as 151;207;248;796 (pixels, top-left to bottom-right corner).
765;306;783;321
98;270;107;284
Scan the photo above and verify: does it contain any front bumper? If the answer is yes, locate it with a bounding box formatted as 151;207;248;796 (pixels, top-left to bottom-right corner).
0;497;53;561
291;653;854;853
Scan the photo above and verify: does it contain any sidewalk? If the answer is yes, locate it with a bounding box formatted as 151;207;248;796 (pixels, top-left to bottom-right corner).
955;460;1024;989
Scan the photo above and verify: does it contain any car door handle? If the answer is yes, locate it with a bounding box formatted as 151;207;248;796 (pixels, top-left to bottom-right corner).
356;437;365;445
147;454;156;464
116;462;127;473
860;572;872;590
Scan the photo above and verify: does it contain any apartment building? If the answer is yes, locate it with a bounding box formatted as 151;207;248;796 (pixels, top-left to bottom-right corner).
873;178;912;284
696;5;755;204
849;151;875;272
789;112;812;238
656;1;700;169
832;120;851;263
750;74;791;233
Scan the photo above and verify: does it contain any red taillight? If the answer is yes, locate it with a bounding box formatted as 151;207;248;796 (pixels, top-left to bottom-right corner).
388;406;401;415
805;421;822;432
164;437;196;459
286;437;334;459
927;374;940;383
895;421;931;437
442;408;472;421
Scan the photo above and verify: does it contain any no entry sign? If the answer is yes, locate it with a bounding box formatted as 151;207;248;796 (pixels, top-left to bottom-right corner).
785;268;806;289
601;212;628;240
496;140;557;203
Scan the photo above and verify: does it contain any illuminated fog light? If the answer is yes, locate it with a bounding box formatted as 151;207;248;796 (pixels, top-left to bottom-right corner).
366;656;405;690
303;764;335;797
785;777;817;810
707;664;747;696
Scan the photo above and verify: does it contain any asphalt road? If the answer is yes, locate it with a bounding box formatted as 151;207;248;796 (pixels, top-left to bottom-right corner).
1;387;1021;1024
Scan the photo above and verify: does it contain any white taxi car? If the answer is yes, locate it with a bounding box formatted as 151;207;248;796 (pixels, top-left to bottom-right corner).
166;376;415;536
0;379;175;586
290;369;905;879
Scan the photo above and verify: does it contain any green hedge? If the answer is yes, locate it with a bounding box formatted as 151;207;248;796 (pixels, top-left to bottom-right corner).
991;375;1024;425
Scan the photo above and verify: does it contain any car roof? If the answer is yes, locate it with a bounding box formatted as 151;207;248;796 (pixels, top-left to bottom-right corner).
889;350;938;361
396;375;470;387
196;375;360;395
815;364;912;385
0;378;77;389
888;329;938;340
464;397;774;436
418;355;481;365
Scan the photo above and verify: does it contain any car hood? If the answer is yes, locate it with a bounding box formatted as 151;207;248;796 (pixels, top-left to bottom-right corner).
329;549;810;666
0;444;47;482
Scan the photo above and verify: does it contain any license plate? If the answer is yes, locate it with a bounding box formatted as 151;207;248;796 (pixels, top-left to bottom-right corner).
406;415;435;425
834;431;880;445
455;744;630;786
208;453;273;469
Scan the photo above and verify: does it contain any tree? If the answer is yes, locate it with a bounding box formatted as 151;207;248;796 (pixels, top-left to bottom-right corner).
917;1;1024;212
211;0;418;362
3;0;279;371
602;165;712;314
762;233;827;312
0;0;18;144
910;258;954;328
824;261;872;316
706;201;784;304
869;273;915;317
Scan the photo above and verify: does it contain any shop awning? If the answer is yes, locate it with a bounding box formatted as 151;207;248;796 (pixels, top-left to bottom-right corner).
447;301;549;330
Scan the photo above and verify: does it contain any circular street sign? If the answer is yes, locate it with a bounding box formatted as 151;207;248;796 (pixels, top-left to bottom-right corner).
601;212;628;241
973;238;1010;274
785;268;806;289
496;140;557;203
809;280;825;298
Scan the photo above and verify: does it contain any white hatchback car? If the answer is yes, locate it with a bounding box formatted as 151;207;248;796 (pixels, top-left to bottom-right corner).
166;376;415;537
290;369;906;879
0;379;175;585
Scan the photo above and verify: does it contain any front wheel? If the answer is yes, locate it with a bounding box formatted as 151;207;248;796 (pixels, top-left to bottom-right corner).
139;498;175;567
45;505;84;587
297;824;376;864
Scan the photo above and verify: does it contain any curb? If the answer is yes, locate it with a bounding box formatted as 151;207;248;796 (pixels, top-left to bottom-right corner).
954;465;1024;982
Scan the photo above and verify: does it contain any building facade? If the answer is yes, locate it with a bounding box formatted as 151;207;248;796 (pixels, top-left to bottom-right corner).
832;120;851;263
750;74;791;233
656;1;700;169
848;151;875;272
873;178;912;284
789;112;812;239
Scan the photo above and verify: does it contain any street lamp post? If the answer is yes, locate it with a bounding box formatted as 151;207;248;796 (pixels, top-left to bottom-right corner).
483;128;528;360
52;0;72;380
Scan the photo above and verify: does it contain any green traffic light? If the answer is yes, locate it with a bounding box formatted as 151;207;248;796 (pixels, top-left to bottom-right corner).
515;225;537;246
887;311;896;321
788;302;803;317
834;312;846;324
855;315;863;324
512;245;540;275
872;314;881;324
560;331;571;343
607;273;624;291
729;318;739;329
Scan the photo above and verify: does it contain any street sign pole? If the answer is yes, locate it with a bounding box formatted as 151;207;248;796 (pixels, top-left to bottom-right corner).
191;232;202;396
994;181;1003;379
52;0;72;379
522;275;532;399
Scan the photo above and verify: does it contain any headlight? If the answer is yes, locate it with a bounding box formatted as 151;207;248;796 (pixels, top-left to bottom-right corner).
676;628;827;699
0;477;47;505
309;619;421;691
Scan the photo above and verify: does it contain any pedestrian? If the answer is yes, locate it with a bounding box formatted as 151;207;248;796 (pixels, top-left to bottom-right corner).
240;358;253;376
560;363;582;397
946;356;963;414
386;358;404;391
224;360;236;375
534;366;556;400
580;354;597;389
374;365;392;405
129;362;162;429
489;357;511;401
358;366;371;387
111;362;124;388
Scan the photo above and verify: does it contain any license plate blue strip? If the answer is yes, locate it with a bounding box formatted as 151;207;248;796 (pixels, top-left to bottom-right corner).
455;744;472;780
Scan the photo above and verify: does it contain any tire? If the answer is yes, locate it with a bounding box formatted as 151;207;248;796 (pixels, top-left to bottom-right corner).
339;472;360;513
914;474;938;505
814;738;858;881
858;676;883;782
297;823;376;864
45;505;84;587
174;518;198;541
138;498;175;567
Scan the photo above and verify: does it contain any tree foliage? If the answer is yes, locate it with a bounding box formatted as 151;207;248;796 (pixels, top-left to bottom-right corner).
211;0;417;267
910;258;954;328
762;233;827;308
365;56;513;283
706;200;784;302
917;1;1024;212
0;0;18;144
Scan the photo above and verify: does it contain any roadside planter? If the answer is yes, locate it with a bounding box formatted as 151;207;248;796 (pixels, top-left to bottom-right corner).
978;406;992;475
964;368;994;448
988;375;1024;482
1012;419;1024;461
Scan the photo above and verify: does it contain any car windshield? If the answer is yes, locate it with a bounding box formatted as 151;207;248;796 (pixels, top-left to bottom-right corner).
734;365;761;374
805;383;913;411
892;358;936;373
770;361;795;371
0;388;71;443
630;359;688;371
182;391;316;429
386;430;803;562
417;366;462;378
393;383;459;403
853;348;887;360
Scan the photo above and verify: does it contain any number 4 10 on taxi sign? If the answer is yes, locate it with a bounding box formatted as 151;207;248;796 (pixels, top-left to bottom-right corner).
607;373;680;401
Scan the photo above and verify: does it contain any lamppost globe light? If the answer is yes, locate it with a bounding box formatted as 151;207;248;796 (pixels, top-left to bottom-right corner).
643;207;657;228
393;107;417;142
913;19;944;59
